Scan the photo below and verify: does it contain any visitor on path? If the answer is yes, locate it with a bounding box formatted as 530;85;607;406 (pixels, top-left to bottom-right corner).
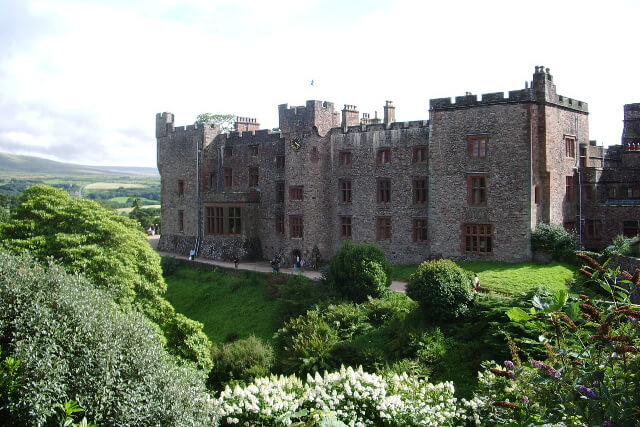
189;249;195;261
473;273;480;293
233;256;239;269
294;254;300;273
300;259;305;272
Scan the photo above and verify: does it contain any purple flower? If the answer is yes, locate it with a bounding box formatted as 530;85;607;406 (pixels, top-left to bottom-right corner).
577;385;598;399
592;380;600;387
522;395;530;404
529;360;562;378
504;360;516;371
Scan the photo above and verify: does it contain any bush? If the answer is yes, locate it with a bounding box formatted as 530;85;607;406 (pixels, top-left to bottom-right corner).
276;274;336;323
602;234;634;257
531;223;579;261
0;251;217;425
326;241;392;302
405;259;474;321
208;336;274;391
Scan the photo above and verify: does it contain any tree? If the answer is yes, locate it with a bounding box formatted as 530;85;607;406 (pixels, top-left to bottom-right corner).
0;185;212;371
0;251;217;425
405;259;474;321
326;241;392;302
194;113;235;132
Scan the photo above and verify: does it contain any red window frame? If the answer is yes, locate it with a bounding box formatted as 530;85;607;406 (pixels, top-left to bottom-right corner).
377;179;391;203
289;186;304;201
228;207;242;235
223;168;233;188
290;216;303;238
565;137;575;158
468;135;487;158
376;217;392;240
468;174;487;206
276;214;284;235
413;178;427;204
413;218;428;242
463;223;492;254
206;206;224;235
340;216;352;239
376;148;391;164
339;150;352;166
276;181;285;203
413;146;427;163
340;180;352;203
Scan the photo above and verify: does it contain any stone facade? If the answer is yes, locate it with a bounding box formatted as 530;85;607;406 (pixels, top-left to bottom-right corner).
156;67;639;264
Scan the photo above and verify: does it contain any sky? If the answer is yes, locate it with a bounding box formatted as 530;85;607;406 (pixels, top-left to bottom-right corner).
1;0;639;168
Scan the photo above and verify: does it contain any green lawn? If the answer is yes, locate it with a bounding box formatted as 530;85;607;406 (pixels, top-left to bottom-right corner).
393;261;577;295
164;265;281;343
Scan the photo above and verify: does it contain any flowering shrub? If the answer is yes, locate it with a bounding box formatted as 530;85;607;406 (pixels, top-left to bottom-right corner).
472;254;640;426
216;366;470;426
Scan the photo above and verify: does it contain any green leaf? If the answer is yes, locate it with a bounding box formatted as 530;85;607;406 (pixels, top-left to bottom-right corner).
551;290;568;311
507;307;532;323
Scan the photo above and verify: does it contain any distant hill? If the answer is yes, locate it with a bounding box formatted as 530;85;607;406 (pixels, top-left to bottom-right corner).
0;152;159;178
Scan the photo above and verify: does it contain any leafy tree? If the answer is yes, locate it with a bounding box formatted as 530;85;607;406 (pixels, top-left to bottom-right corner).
0;185;212;370
531;223;579;261
194;113;235;132
405;259;474;321
326;241;392;302
0;250;217;425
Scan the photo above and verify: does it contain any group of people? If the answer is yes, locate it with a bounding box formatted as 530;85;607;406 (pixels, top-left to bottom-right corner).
269;253;305;273
146;224;160;236
270;254;281;272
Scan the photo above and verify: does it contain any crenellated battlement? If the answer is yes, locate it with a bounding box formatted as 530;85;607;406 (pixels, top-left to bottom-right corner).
278;100;336;136
220;129;283;144
335;119;429;135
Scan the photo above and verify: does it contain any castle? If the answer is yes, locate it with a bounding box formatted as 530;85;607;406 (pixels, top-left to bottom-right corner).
156;67;640;265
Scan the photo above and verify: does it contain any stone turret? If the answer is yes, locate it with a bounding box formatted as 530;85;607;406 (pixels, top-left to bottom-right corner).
341;104;359;129
383;101;395;124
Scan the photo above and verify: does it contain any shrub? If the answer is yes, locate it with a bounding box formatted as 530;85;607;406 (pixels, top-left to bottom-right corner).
405;259;474;321
0;250;217;425
208;335;274;391
276;274;336;323
326;241;392;302
531;223;579;261
602;234;634;257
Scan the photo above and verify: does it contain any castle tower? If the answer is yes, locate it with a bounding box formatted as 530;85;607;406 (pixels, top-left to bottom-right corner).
531;65;557;102
234;117;260;133
383;101;395;124
156;112;174;137
622;103;640;147
341;104;359;129
278;100;335;136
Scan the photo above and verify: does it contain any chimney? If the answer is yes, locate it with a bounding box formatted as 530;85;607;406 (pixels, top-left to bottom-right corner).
383;101;395;125
341;105;359;129
234;117;260;132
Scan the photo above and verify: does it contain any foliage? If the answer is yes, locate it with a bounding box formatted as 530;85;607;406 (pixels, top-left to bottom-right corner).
194;113;236;132
472;253;640;426
54;400;96;427
273;293;419;376
406;259;474;321
0;185;212;370
277;274;337;323
531;223;579;261
602;234;635;257
208;335;275;391
326;241;392;303
0;251;217;425
215;366;470;426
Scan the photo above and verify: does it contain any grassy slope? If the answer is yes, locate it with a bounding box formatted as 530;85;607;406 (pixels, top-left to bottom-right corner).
394;261;577;294
164;266;281;343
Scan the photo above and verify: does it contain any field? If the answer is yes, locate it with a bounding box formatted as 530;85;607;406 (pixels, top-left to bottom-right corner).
84;182;149;190
393;260;577;294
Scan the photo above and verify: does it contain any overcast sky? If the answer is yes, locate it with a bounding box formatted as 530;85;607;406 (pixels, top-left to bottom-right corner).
1;0;638;168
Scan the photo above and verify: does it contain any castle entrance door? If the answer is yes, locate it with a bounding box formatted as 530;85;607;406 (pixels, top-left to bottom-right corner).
291;249;301;267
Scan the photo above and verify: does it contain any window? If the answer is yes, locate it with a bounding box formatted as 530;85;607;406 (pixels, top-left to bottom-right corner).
289;186;304;201
178;180;184;196
376;148;391;164
468;175;487;206
340;216;352;238
276;155;285;169
586;219;602;239
413;218;428;242
228;207;242;235
563;221;577;233
534;185;541;204
249;167;259;187
468;136;487;158
339;150;352;166
376;217;392;240
607;185;617;199
565;136;575;158
377;179;391;203
208;172;216;190
340;180;352;203
206;207;224;235
290;216;303;238
583;185;594;202
276;181;285;203
566;176;575;201
623;220;640;237
463;223;492;253
178;210;184;232
224;147;233;158
223;168;233;188
579;145;587;167
276;215;284;234
413;146;427;163
311;147;319;162
250;145;258;156
413;179;427;204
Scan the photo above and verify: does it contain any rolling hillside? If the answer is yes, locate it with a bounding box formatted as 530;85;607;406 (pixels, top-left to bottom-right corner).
0;152;158;178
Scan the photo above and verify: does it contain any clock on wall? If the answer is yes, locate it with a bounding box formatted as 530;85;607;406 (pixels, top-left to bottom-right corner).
290;135;303;151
